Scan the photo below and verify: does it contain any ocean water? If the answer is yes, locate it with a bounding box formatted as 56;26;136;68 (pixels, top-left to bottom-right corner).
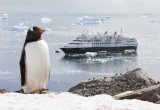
0;13;160;92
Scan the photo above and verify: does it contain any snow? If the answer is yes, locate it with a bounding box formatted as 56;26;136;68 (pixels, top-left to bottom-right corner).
115;91;134;97
0;92;160;110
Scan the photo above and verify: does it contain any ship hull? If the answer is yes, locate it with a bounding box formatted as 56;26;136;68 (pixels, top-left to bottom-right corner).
60;46;137;54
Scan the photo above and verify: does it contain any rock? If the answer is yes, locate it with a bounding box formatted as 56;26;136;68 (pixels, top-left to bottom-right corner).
113;84;160;104
0;89;7;94
68;68;158;97
156;100;160;104
140;84;160;103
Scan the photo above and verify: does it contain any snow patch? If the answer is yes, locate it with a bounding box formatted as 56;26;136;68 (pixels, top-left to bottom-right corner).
115;91;134;97
0;92;159;110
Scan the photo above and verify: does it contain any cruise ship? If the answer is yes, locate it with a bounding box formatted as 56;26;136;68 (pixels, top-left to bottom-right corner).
60;30;138;55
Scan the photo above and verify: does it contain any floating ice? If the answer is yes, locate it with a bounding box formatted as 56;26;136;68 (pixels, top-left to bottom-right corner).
75;16;110;25
150;18;160;23
85;52;97;57
40;17;53;23
11;21;29;32
2;13;8;19
99;16;110;21
76;16;102;25
11;25;28;32
0;14;8;23
140;15;147;18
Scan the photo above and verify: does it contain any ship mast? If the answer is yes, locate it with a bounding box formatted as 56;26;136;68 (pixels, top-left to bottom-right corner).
120;28;123;35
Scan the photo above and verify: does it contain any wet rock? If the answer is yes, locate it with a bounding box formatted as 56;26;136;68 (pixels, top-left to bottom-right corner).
69;68;158;97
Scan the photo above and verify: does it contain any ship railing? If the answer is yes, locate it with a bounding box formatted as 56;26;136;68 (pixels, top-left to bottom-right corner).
64;44;92;48
64;43;137;48
93;43;137;47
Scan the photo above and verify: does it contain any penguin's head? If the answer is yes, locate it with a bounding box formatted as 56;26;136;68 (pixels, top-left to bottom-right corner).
33;26;45;35
25;26;45;43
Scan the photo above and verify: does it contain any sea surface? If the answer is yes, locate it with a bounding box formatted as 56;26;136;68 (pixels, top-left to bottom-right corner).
0;13;160;92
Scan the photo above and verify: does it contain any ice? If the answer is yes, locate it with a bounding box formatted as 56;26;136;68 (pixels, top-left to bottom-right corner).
75;16;110;25
0;70;13;75
11;21;29;32
76;16;102;25
40;17;53;23
150;18;160;23
0;92;160;110
85;52;97;57
63;69;87;75
11;25;28;32
1;13;8;19
140;15;147;18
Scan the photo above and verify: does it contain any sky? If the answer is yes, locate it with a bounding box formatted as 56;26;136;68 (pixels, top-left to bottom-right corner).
0;0;160;14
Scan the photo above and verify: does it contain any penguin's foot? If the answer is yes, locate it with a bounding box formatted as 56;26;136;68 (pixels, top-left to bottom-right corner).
31;89;49;94
15;89;24;93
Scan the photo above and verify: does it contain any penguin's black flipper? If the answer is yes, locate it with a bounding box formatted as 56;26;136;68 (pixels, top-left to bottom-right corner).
19;29;32;86
19;50;26;86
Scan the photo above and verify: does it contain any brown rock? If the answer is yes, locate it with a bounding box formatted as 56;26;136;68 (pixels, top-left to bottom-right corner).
113;84;160;104
0;89;7;94
69;68;158;97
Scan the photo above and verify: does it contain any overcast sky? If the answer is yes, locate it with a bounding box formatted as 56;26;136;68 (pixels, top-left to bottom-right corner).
0;0;160;13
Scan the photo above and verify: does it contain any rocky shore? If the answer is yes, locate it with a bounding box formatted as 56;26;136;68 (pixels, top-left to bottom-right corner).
68;68;160;103
0;68;160;104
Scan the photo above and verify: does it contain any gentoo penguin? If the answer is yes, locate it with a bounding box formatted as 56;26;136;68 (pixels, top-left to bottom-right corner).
19;26;50;93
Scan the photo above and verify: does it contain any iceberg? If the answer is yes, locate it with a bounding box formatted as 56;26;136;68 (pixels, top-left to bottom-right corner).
85;52;97;57
75;16;110;25
40;17;53;23
11;21;29;32
99;16;110;22
2;14;9;19
150;18;160;23
11;26;28;32
76;16;102;25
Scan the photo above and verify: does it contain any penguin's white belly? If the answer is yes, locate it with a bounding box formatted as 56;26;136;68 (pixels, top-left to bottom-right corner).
23;40;50;93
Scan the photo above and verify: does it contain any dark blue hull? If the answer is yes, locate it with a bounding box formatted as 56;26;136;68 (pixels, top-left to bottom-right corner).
60;46;137;54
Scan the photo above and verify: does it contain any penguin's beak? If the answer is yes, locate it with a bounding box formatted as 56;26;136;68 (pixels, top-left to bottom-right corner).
38;28;45;34
33;26;45;34
40;29;45;33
